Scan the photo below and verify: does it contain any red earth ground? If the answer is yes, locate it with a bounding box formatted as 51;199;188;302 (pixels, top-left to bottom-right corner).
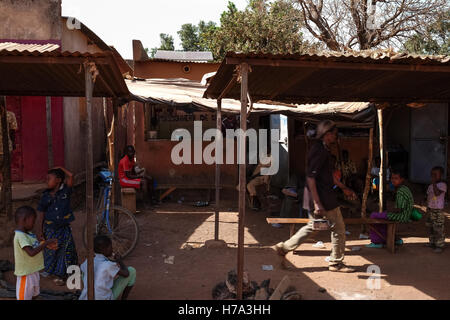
1;196;449;300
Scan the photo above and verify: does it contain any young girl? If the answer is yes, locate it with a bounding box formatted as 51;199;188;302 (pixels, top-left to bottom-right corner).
426;166;447;253
37;167;78;286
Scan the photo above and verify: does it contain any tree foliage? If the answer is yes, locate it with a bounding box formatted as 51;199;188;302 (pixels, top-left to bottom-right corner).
292;0;449;51
178;21;217;51
201;0;312;60
146;33;175;58
404;10;449;55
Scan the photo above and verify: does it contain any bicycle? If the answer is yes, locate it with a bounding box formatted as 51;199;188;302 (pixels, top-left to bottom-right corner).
83;169;139;258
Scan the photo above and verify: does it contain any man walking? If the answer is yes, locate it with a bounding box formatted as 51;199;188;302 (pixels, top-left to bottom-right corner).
274;120;357;272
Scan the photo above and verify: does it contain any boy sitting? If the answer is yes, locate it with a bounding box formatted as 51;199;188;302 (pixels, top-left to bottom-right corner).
79;235;136;300
367;169;414;247
13;206;57;300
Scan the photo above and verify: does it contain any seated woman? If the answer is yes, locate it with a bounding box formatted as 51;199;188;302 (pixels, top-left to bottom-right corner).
367;169;413;248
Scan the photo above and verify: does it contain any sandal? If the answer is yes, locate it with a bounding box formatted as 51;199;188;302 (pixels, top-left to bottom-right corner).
53;278;65;286
366;243;384;249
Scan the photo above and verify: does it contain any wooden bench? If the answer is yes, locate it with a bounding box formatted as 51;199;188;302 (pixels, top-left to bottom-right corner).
121;188;136;214
267;217;399;254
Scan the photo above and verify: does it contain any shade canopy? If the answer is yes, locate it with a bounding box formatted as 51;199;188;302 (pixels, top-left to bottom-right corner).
0;47;129;98
204;52;450;104
127;78;375;128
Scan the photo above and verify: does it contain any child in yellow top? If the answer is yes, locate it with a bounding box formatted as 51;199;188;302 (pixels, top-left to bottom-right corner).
13;206;57;300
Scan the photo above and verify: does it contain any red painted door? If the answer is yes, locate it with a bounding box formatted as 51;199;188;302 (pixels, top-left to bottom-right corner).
8;97;65;182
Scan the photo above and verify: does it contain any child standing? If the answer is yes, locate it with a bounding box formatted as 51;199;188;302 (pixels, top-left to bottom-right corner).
79;235;136;300
13;206;57;300
368;169;414;247
426;166;447;253
36;167;77;286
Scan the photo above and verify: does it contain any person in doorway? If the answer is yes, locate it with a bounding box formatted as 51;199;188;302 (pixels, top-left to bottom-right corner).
341;150;357;186
236;155;272;211
36;167;78;286
118;145;154;204
367;169;413;247
79;235;136;300
0;108;17;180
274;120;357;272
425;166;447;253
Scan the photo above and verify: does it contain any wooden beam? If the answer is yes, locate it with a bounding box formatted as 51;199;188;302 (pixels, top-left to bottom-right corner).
266;217;397;224
113;99;121;207
377;108;384;212
225;57;450;73
0;55;110;65
217;75;238;101
84;64;95;300
159;187;176;202
215;99;222;241
46;97;54;169
0;96;12;220
237;63;249;300
361;127;374;234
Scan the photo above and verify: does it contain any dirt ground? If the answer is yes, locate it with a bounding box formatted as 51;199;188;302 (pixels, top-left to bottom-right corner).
1;192;450;300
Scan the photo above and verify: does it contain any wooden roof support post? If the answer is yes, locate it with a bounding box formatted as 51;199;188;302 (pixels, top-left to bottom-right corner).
377;107;385;212
0;96;12;220
85;63;95;300
214;99;222;241
361;127;374;234
113;99;121;207
237;63;249;300
46;97;54;169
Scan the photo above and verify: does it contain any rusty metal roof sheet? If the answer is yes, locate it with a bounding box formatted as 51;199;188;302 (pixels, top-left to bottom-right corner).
204;51;450;104
0;49;129;98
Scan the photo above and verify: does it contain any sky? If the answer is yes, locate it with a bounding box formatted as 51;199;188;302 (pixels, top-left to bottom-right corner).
62;0;249;59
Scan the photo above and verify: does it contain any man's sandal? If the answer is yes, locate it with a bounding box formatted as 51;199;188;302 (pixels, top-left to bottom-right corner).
329;264;356;273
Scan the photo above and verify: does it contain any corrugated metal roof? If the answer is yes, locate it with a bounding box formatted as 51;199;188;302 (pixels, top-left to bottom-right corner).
0;49;129;97
204;51;450;104
154;50;214;62
0;42;60;53
126;78;375;127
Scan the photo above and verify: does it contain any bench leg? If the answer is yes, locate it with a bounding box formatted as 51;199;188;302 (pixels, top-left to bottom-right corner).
386;224;396;254
289;224;295;238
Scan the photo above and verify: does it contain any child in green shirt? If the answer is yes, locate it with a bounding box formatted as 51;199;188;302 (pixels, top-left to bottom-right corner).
13;206;57;300
368;169;414;247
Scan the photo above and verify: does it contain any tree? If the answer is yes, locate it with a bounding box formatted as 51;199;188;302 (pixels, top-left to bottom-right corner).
291;0;449;51
178;21;217;51
146;33;175;58
202;0;312;60
404;10;449;55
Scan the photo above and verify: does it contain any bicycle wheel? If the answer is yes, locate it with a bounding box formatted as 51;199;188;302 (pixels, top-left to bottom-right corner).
82;205;139;258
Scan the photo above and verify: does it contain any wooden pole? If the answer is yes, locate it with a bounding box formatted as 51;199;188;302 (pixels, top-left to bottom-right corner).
0;96;13;220
237;63;249;300
377;108;384;212
214;99;222;241
46;97;54;169
0;96;12;220
361;127;374;233
113;99;121;206
85;65;95;300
